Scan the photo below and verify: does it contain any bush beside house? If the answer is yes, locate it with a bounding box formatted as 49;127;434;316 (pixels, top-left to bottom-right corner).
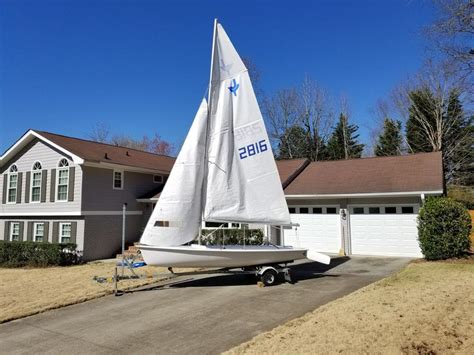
418;197;471;260
0;241;81;267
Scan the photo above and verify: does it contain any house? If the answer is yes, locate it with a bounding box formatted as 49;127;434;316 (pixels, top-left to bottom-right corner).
1;129;444;260
274;152;444;257
0;130;174;260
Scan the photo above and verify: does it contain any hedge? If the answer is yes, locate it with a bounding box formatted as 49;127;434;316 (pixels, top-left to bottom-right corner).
418;197;471;260
197;228;264;245
0;241;81;267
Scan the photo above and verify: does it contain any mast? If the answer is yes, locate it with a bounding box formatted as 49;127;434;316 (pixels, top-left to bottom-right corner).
200;18;218;230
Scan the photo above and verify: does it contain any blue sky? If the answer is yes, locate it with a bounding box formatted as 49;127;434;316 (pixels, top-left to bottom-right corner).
0;0;436;154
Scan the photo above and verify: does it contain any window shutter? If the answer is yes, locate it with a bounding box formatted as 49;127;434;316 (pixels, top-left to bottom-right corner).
70;222;77;245
52;222;59;243
43;222;50;243
16;172;22;203
50;169;56;202
40;170;48;203
25;171;31;203
2;175;7;204
68;167;75;201
27;222;33;242
18;221;24;242
4;222;9;241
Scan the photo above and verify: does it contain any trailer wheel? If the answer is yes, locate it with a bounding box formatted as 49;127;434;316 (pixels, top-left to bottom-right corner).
260;269;278;286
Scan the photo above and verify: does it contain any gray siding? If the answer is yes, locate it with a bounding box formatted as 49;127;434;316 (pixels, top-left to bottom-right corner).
0;140;82;214
81;166;160;212
83;215;142;261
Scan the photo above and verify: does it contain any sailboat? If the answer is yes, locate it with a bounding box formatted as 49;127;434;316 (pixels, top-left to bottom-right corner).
138;20;330;269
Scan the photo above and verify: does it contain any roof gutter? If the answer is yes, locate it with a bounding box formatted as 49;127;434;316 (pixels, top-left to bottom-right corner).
285;190;443;199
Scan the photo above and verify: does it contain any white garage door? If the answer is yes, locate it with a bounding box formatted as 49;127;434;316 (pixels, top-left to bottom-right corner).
349;205;422;257
283;206;341;253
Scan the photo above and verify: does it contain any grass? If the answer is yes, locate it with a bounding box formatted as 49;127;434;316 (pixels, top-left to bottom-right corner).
226;258;474;355
0;261;192;324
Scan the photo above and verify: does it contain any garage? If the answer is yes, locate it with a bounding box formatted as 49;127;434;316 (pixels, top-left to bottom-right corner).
274;152;443;257
349;204;422;257
283;206;341;253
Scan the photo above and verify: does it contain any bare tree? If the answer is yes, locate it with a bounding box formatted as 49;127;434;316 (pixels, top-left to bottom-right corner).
262;77;335;160
391;60;473;183
424;0;473;93
88;122;110;143
88;125;174;156
299;77;334;161
262;87;301;158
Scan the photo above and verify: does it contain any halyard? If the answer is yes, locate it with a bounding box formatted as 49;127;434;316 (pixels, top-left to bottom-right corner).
0;261;189;323
227;259;474;354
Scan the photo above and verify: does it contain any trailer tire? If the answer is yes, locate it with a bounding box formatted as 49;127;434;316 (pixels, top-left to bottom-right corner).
260;269;278;286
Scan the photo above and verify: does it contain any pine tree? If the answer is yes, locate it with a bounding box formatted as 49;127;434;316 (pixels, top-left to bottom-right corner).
374;118;403;156
277;125;309;160
326;113;364;160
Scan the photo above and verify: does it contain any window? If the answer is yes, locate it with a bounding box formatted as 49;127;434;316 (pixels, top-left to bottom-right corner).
231;223;240;228
34;223;44;242
353;207;365;214
31;162;42;202
401;206;414;214
384;207;397;214
7;165;18;203
113;170;123;190
59;223;72;243
154;220;170;227
312;207;323;214
57;159;69;201
205;221;226;228
288;207;296;214
299;207;309;214
369;207;380;214
326;207;337;214
10;222;20;241
153;175;163;183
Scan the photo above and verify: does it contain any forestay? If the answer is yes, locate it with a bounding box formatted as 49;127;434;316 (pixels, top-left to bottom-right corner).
203;24;291;225
140;100;208;246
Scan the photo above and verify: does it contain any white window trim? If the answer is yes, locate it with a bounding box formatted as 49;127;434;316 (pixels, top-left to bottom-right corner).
33;222;45;242
347;204;420;214
6;173;18;204
288;205;340;214
59;222;72;243
10;222;20;241
56;167;69;202
30;170;42;203
113;170;124;190
153;175;163;183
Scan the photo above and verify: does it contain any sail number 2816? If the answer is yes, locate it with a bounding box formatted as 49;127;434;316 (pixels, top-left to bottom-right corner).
238;139;268;159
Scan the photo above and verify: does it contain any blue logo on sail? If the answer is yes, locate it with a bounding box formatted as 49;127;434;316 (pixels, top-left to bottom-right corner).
228;79;239;96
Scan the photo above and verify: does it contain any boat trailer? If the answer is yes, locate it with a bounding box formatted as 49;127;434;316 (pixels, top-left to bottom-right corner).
94;262;294;296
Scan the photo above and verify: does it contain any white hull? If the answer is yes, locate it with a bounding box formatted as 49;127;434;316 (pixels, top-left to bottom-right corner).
139;244;327;268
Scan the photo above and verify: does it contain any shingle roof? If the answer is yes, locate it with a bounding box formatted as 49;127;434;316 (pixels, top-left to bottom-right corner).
283;152;444;195
36;130;175;172
275;158;310;188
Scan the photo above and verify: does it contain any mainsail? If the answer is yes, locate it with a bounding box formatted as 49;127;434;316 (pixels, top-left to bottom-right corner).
140;99;208;246
203;23;291;225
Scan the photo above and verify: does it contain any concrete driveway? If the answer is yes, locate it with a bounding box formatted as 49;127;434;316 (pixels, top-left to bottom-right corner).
0;256;410;354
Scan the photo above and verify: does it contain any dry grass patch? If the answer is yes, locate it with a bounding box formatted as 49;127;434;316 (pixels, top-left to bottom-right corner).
227;259;474;355
0;261;190;323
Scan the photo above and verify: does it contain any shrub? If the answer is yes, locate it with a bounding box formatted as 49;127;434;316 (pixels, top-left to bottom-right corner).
197;228;264;246
418;197;471;260
0;241;82;267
